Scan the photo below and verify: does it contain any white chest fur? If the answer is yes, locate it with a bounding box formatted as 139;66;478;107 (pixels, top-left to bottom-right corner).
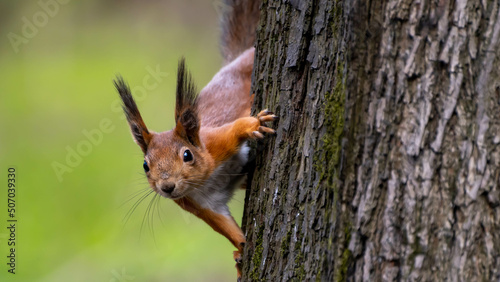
187;143;250;215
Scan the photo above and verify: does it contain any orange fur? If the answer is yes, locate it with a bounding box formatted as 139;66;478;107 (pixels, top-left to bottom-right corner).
117;65;275;280
116;1;263;280
174;197;245;250
174;196;246;277
201;116;261;166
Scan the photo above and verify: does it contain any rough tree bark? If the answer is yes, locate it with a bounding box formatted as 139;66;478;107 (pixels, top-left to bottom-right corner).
241;0;500;281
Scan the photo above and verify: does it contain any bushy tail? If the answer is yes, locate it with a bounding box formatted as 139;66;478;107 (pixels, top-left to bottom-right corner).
220;0;260;64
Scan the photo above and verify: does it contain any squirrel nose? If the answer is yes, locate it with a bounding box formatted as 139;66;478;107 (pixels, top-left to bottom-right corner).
161;182;175;194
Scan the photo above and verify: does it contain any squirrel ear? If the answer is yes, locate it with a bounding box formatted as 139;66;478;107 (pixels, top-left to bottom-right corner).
175;108;201;147
174;58;200;147
114;76;152;154
128;122;153;154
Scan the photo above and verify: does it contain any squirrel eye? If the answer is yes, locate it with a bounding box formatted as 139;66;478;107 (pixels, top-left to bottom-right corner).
143;160;149;172
183;149;193;162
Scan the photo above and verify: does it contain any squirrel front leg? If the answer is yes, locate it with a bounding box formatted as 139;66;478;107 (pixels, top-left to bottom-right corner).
200;210;246;278
201;110;278;166
191;109;276;279
174;197;246;279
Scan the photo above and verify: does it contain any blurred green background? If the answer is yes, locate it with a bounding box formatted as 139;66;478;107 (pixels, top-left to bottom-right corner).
0;1;246;281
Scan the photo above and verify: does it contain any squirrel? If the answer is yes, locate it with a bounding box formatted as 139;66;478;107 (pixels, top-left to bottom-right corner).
113;0;270;279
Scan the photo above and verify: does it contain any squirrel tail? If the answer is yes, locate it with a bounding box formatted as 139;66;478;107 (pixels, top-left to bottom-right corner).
220;0;260;64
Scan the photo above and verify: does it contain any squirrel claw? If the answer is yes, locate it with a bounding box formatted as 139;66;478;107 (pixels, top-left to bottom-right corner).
235;243;245;264
252;131;265;139
259;114;278;123
257;109;271;117
259;126;275;134
233;250;243;263
234;250;243;280
250;109;277;139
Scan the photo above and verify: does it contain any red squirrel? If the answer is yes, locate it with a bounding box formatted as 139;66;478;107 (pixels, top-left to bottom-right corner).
113;0;270;279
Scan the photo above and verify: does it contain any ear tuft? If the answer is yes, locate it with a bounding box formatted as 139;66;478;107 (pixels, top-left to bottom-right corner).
174;58;201;147
175;58;199;122
114;76;152;154
176;108;201;147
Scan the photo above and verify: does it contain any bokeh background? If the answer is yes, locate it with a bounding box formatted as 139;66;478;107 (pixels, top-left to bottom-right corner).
0;1;246;281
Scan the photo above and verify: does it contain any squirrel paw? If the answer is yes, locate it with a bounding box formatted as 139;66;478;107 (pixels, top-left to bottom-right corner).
252;109;278;139
233;250;243;264
234;250;243;281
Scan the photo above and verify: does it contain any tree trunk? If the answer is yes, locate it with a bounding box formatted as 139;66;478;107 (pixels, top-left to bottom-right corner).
241;0;500;281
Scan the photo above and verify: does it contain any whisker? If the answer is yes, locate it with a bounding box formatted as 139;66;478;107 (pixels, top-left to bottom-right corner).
185;172;247;178
155;194;166;228
122;190;154;228
150;193;159;247
119;188;150;208
187;186;219;208
183;179;245;205
140;193;158;246
129;175;148;183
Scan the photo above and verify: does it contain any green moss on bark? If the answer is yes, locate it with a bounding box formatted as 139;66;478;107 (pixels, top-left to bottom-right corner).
316;63;345;192
314;62;349;281
337;224;353;282
250;226;265;281
294;252;306;280
281;228;292;253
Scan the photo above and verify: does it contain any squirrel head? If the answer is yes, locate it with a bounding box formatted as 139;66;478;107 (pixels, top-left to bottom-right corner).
114;58;214;199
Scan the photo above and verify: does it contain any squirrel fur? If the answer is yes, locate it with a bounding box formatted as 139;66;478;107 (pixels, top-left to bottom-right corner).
114;0;271;279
